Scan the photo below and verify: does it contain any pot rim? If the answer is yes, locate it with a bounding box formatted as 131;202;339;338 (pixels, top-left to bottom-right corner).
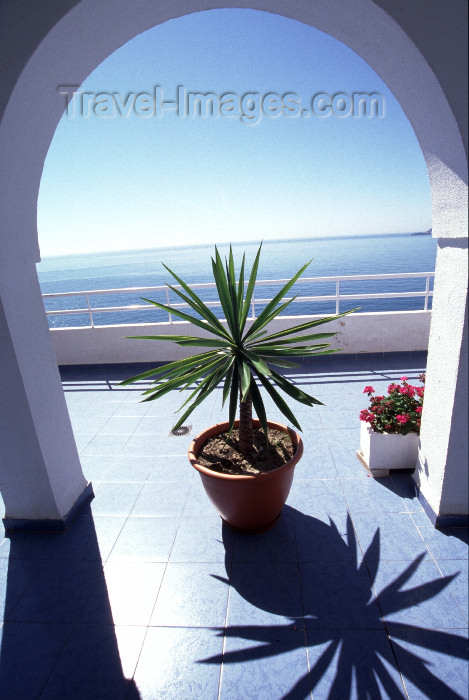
188;419;304;481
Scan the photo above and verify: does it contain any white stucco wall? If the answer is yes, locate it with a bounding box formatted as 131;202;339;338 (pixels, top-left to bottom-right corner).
415;240;468;516
49;310;431;365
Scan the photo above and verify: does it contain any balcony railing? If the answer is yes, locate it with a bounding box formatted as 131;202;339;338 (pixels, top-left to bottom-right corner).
42;272;434;329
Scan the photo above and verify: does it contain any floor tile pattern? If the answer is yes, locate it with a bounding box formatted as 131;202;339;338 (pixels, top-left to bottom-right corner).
0;353;467;698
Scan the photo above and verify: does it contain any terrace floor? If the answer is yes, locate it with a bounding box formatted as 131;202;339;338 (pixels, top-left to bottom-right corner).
0;352;468;699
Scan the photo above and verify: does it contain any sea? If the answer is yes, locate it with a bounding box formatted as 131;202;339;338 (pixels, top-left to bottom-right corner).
37;234;438;327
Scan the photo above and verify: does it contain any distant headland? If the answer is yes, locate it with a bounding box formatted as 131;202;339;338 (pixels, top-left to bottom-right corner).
411;228;432;236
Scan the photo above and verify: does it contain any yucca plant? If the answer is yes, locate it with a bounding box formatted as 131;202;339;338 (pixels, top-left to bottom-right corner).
121;243;354;454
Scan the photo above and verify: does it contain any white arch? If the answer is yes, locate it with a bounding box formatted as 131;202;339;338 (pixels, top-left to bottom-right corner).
0;0;466;527
0;0;466;266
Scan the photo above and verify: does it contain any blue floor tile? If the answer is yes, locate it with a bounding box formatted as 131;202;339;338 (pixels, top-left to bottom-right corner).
288;478;348;516
169;516;233;563
227;563;303;628
0;532;61;560
89;482;143;516
390;474;424;512
340;476;406;515
98;416;143;435
40;624;145;700
306;629;406;698
7;558;103;623
0;558;45;620
232;515;297;562
81;434;131;456
439;559;469;622
294;511;359;564
389;628;469;699
182;480;217;517
130;482;191;517
0;622;73;698
417;524;469;561
80;561;166;626
146;455;194;482
133;627;223;700
118;434;166;456
294;447;338;479
374;558;467;629
300;562;384;629
352;512;428;561
150;562;229;627
51;514;127;562
220;629;311;699
108;516;180;562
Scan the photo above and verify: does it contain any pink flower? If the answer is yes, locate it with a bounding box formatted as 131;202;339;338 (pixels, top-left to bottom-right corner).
363;386;375;395
396;415;408;424
359;410;375;424
416;387;424;398
388;383;398;393
416;406;423;414
401;376;408;381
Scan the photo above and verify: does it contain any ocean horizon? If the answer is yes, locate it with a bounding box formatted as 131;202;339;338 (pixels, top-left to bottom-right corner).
37;233;437;327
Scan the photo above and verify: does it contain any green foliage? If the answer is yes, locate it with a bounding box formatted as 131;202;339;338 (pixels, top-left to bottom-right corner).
120;243;355;437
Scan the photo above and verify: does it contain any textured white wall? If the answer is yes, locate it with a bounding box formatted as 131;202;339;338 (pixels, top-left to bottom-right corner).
49;310;431;365
415;240;468;515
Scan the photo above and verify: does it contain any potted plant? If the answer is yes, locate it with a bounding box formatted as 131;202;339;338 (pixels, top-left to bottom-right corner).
121;243;354;532
357;374;425;478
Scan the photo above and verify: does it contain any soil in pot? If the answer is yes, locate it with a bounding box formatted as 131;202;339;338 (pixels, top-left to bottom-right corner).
196;426;294;476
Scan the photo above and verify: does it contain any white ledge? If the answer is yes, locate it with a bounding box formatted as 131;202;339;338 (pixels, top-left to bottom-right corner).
50;310;431;365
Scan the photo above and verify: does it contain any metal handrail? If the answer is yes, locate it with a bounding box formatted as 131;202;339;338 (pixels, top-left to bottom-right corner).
42;272;435;328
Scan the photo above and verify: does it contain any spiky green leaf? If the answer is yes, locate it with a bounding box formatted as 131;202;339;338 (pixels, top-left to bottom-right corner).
239;359;251;400
244;258;312;340
270;368;323;406
119;351;219;385
237;253;245;323
241;349;272;377
140;297;229;341
248;308;357;344
254;371;302;432
249;378;268;437
239;243;262;332
162;263;230;338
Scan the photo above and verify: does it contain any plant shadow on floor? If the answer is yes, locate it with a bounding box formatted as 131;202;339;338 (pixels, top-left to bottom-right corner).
204;509;468;699
0;516;141;699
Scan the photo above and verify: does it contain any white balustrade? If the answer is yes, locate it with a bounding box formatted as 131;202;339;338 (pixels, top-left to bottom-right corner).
42;272;434;328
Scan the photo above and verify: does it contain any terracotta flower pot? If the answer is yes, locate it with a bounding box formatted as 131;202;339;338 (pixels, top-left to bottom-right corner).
188;419;303;534
357;422;420;477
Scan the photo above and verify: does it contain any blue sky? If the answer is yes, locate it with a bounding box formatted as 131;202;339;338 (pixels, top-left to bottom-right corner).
37;9;432;257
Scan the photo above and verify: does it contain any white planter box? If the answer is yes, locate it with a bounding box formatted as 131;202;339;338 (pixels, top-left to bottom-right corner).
356;422;420;477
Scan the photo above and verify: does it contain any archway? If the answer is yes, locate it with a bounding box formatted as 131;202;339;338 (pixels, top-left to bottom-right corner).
0;0;466;528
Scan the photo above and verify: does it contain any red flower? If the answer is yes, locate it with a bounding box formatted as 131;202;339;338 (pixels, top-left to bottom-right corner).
401;375;408;381
396;414;408;424
416;406;423;414
363;386;375;395
359;409;375;424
